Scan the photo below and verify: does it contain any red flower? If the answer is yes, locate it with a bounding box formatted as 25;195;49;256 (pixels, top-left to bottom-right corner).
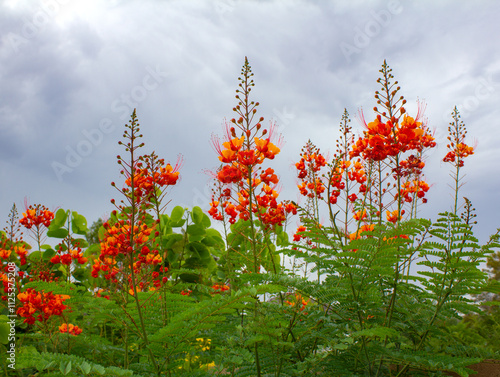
19;204;54;229
217;165;243;184
17;288;70;325
59;323;83;336
212;283;230;293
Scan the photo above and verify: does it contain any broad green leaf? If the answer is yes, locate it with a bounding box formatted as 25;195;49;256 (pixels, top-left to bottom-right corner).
79;361;92;375
73;268;90;282
71;211;88;235
277;231;289;247
92;364;106;375
50;208;69;229
60;360;72;375
187;224;206;241
187;241;211;262
38;361;55;372
191;206;204;225
46;228;69;238
201;213;211;228
42;248;56;261
28;251;42;262
170;206;185;224
162;233;184;249
179;271;201;283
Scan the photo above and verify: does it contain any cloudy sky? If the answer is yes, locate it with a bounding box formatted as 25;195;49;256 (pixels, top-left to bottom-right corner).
1;0;499;246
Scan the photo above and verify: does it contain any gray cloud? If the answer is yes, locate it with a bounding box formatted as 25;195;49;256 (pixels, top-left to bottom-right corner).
1;0;499;245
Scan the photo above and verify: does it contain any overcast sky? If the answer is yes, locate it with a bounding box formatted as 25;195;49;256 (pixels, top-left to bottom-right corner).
1;0;499;246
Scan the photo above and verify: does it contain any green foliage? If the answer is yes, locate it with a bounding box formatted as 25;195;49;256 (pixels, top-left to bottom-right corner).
16;346;138;376
86;218;104;246
3;60;499;377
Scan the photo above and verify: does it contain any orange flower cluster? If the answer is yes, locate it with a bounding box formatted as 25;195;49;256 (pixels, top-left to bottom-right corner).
443;142;474;167
14;245;28;266
394;154;425;178
59;323;83;336
92;220;165;293
100;221;154;258
213;128;281;167
293;225;307;242
1;272;15;301
295;143;367;207
296;151;327;178
350;114;436;162
211;181;296;226
95;288;110;300
19;204;54;229
0;248;11;260
399;180;430;204
349;224;375;241
17;288;70;325
354;209;368;221
285;293;309;312
386;210;404;224
212;283;230;293
25;265;58;283
124;160;180;203
295;145;328;199
210;123;296;227
217;165;243;184
50;246;87;266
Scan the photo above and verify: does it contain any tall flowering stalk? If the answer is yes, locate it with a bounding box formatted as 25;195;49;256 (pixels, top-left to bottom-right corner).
92;110;180;376
209;58;296;275
350;62;436;224
443;106;475;215
19;201;54;257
